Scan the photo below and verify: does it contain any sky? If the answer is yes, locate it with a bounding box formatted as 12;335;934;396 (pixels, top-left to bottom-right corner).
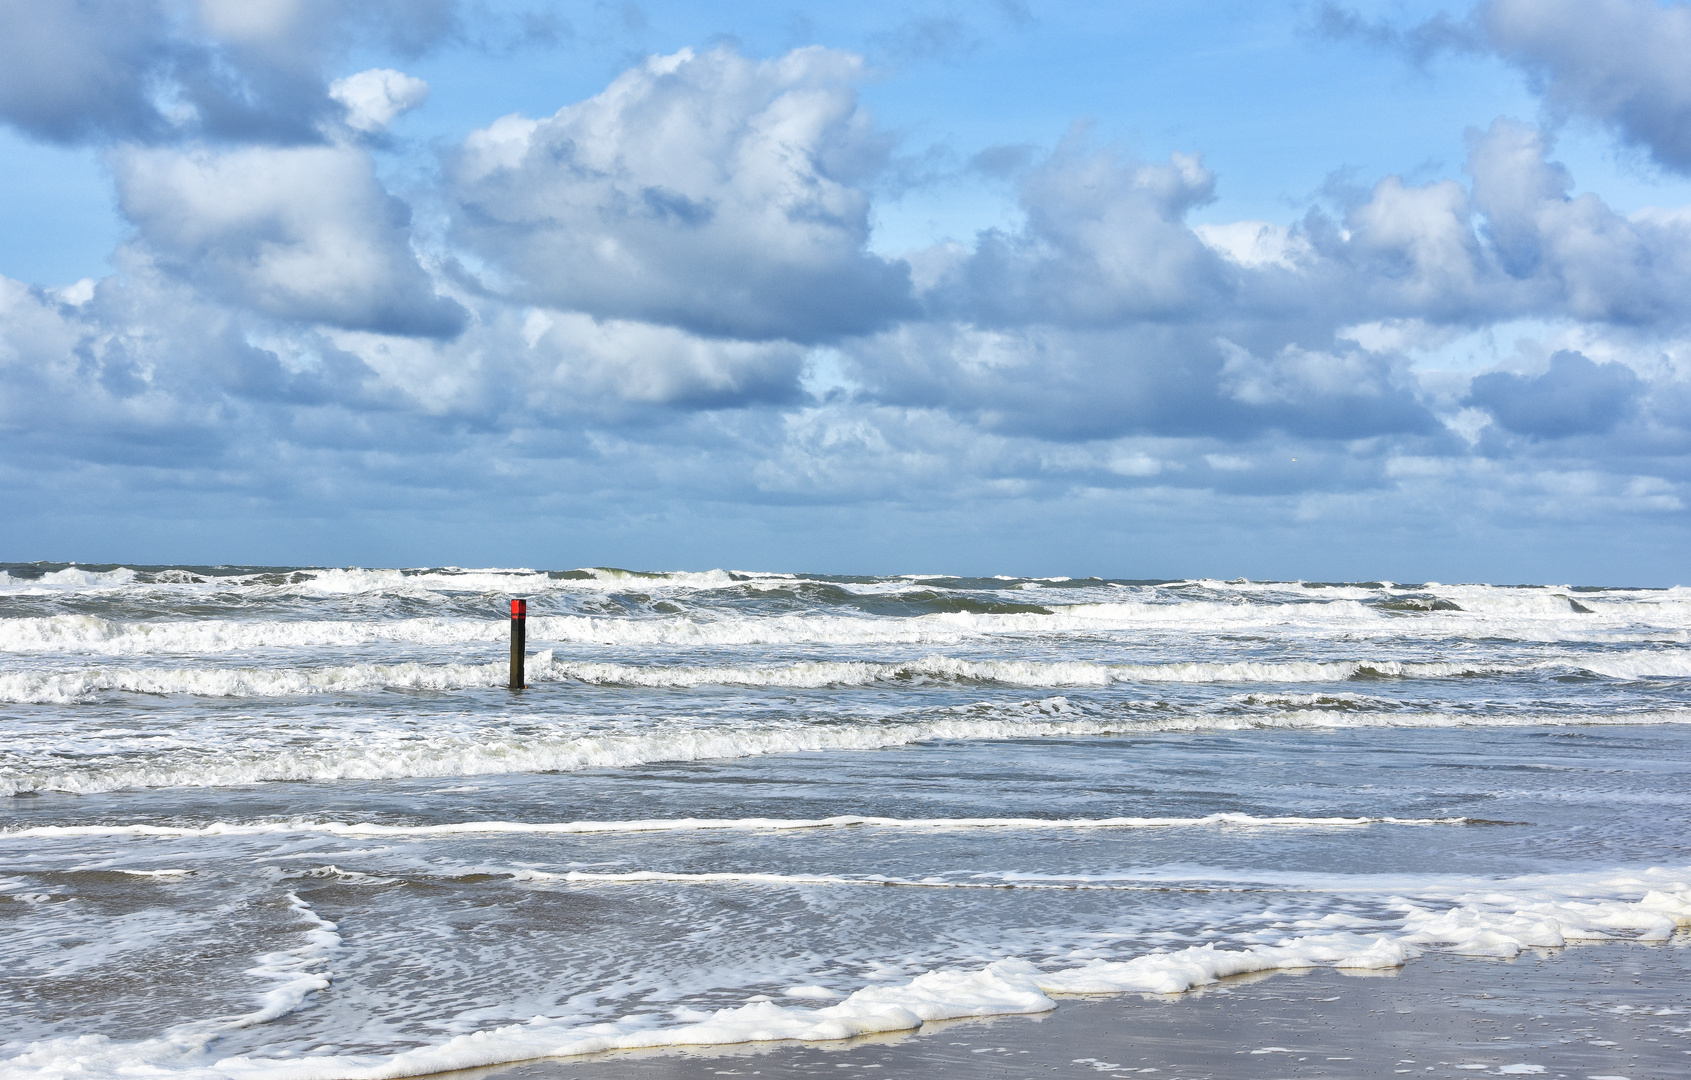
2;0;1691;583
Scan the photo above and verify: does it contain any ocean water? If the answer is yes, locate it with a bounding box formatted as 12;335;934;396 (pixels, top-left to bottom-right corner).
2;564;1689;1078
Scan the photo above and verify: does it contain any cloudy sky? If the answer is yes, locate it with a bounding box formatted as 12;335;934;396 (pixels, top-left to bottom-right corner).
2;0;1690;582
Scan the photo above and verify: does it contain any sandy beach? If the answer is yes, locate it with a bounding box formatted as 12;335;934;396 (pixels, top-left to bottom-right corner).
487;942;1691;1080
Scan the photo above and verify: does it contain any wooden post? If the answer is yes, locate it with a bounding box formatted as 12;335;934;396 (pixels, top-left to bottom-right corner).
509;598;526;690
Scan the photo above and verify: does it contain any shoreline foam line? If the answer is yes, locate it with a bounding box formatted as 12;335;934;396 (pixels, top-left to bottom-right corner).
5;877;1686;1080
0;813;1484;840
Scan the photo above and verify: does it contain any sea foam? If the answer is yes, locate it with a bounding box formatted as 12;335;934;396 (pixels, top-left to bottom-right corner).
0;812;1476;841
8;650;1691;704
5;707;1689;796
4;871;1685;1080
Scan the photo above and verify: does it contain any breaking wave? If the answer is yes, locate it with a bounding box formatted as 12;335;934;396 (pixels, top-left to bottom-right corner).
2;812;1478;841
6;650;1691;703
5;706;1689;796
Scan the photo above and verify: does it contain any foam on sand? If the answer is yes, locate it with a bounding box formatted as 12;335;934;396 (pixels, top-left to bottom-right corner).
1;891;343;1078
227;894;341;1029
5;873;1685;1080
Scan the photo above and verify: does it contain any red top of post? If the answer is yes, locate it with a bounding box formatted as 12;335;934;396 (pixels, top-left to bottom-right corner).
511;598;527;618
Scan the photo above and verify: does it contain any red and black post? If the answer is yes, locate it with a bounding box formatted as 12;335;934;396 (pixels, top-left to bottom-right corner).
509;598;527;690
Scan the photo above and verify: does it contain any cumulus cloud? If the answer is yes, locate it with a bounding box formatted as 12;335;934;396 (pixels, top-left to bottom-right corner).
329;68;429;133
449;46;915;343
926;138;1226;326
0;278;90;409
1467;349;1643;437
1483;0;1691;173
112;144;465;336
517;311;807;409
1229;118;1691;329
859;116;1690;450
1194;221;1313;270
0;0;172;143
1324;0;1691;176
1463;119;1691;324
838;315;1437;447
0;263;402;481
842;322;1232;442
1216;341;1436;437
1336;172;1491;319
0;19;1688;571
0;0;455;145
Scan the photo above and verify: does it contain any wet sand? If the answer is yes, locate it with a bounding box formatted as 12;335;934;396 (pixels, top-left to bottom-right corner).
477;941;1690;1080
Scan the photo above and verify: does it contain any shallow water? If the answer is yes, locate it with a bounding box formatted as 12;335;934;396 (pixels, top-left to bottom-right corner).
1;565;1688;1078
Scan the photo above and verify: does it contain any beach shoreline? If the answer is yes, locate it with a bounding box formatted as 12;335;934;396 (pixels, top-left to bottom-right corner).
478;940;1691;1080
5;569;1689;1080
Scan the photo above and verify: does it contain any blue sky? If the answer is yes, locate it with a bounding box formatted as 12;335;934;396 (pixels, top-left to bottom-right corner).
2;0;1690;582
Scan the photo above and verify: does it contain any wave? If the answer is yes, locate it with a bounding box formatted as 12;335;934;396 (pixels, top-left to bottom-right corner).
5;706;1689;796
0;616;503;656
5;565;1690;617
242;860;1691;904
0;612;1053;654
1057;596;1691;634
9;649;1691;703
0;657;509;703
3;871;1685;1080
505;868;1243;890
1561;652;1691;679
0;565;787;598
1;812;1477;841
7;607;1691;664
0;712;1097;795
275;566;775;596
549;654;1583;688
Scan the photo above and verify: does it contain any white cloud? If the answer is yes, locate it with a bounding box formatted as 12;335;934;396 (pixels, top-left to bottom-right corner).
450;46;914;342
1194;221;1311;269
0;277;83;382
51;278;98;307
1464;118;1691;323
1344;175;1486;313
2;24;1690;575
927;141;1225;325
111;144;463;336
1219;341;1398;406
329;68;429;133
521;311;807;407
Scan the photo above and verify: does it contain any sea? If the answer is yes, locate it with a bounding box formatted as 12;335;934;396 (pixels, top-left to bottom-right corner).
1;564;1688;1079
